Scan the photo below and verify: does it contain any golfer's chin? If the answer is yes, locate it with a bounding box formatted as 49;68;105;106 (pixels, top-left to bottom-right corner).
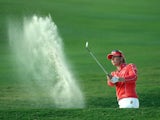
112;63;119;66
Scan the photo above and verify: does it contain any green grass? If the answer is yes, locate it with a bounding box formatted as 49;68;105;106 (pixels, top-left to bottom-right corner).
0;108;160;120
0;0;160;119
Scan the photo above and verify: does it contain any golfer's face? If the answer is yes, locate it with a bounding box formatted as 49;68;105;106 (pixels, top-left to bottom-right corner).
111;56;121;66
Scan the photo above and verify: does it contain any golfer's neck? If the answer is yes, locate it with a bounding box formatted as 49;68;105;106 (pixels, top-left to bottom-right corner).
116;63;122;71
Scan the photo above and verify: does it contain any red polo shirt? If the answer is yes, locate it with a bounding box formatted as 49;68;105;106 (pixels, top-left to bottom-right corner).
107;63;138;100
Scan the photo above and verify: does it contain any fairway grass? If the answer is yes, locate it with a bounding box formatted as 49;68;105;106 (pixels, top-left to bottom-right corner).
0;108;160;120
0;0;160;119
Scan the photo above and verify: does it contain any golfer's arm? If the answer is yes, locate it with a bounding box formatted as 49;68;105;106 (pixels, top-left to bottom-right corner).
124;70;137;81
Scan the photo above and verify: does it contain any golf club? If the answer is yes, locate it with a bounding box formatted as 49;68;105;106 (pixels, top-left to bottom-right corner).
85;42;110;76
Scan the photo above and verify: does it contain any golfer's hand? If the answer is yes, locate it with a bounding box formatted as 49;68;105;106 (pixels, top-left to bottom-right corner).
107;74;112;80
110;77;118;83
110;77;125;83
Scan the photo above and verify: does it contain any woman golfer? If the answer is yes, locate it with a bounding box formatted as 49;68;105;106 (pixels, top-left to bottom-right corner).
107;50;139;108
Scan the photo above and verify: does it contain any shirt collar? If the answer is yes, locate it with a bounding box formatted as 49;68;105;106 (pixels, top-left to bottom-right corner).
117;63;127;71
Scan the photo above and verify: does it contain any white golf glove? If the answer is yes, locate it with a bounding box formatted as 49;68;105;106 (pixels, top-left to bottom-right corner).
110;77;119;83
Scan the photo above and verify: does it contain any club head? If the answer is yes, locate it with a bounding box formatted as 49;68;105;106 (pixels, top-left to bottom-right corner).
85;42;88;48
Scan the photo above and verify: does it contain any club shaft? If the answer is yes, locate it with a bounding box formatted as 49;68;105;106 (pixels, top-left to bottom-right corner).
86;48;109;75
